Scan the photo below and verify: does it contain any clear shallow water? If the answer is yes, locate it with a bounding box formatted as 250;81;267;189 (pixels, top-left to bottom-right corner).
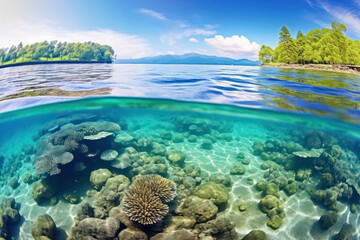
0;97;359;240
0;64;359;124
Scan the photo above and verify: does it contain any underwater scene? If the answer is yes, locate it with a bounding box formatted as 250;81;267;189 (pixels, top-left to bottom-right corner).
0;97;359;240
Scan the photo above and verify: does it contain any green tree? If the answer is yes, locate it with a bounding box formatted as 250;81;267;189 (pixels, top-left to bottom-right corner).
258;45;274;63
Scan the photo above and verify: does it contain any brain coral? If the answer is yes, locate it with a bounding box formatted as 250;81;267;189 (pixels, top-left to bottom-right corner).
123;174;176;225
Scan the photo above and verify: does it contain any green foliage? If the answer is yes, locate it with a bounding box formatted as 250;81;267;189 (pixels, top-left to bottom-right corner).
0;41;115;65
259;21;360;65
259;45;274;63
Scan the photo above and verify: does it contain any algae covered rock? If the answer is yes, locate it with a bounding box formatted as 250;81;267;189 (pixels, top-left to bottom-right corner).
31;178;57;204
63;191;79;204
296;168;311;181
284;182;297;196
166;150;186;166
334;223;355;240
259;195;284;214
267;215;282;229
90;168;112;190
118;228;147;240
176;196;218;223
319;210;338;229
260;161;272;170
8;177;19;189
201;139;213;150
230;164;246;175
265;182;279;197
31;214;56;240
242;230;267;240
194;181;229;206
256;181;267;191
151;230;196;240
207;174;232;187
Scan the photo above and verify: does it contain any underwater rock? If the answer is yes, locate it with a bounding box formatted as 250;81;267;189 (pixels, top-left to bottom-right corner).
194;182;229;206
63;191;79;204
134;137;153;152
166;150;186;166
295;169;311;181
112;147;138;169
176;196;218;223
260;161;272;170
195;217;237;240
100;149;118;161
164;216;196;232
93;175;130;219
8;177;19;189
151;230;196;240
265;182;280;197
239;202;247;211
333;223;355;240
319;210;338;229
320;173;333;187
188;135;197;142
183;164;201;178
237;152;245;159
207;174;232;188
132;153;168;176
69;216;120;239
230;164;246;175
90;168;112;190
160;131;173;141
124;175;176;225
256;181;267;191
253;141;265;156
151;143;167;156
119;228;148;240
173;134;184;143
31;178;57;204
259;195;284;215
201;139;213;150
0;198;21;239
241;158;250;165
219;133;233;142
242;230;267;240
284;182;297;196
330;145;342;158
31;214;56;240
267;215;282;229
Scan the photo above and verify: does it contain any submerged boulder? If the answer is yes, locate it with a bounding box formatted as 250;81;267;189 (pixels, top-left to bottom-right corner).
319;211;338;229
31;214;56;240
176;196;218;223
90;168;112;190
259;195;284;215
194;182;229;206
31;178;57;204
242;230;267;240
166;150;186;166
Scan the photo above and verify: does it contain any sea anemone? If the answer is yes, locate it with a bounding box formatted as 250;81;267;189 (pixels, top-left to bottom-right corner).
123;174;176;225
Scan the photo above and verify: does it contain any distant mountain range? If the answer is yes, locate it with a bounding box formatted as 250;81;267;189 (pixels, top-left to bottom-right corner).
115;53;261;66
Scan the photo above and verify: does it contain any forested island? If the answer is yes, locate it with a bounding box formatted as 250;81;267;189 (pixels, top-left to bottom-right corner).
259;21;360;69
0;41;115;67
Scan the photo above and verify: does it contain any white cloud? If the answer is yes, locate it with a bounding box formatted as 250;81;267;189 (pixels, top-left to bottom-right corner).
0;13;151;59
189;37;198;43
139;8;167;21
319;1;360;37
161;28;216;45
205;35;260;60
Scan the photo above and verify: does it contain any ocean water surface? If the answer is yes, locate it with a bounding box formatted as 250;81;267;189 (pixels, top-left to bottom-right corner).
0;64;360;240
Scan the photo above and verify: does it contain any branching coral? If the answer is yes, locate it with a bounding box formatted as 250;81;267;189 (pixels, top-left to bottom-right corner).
123;174;176;225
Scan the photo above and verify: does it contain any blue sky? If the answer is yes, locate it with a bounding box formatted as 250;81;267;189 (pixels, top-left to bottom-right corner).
0;0;359;60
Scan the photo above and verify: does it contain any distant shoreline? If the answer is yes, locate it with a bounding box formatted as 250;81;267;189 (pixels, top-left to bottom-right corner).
0;61;112;69
261;63;360;75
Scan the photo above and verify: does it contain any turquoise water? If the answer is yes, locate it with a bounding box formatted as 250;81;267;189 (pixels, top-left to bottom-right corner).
0;97;359;240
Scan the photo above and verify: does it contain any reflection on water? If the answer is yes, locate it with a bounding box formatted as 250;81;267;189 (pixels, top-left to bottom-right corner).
0;64;359;124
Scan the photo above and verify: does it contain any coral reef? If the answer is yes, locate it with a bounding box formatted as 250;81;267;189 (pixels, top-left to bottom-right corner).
123;175;176;225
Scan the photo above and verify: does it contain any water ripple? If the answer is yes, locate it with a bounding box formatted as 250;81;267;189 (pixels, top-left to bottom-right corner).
0;63;360;124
